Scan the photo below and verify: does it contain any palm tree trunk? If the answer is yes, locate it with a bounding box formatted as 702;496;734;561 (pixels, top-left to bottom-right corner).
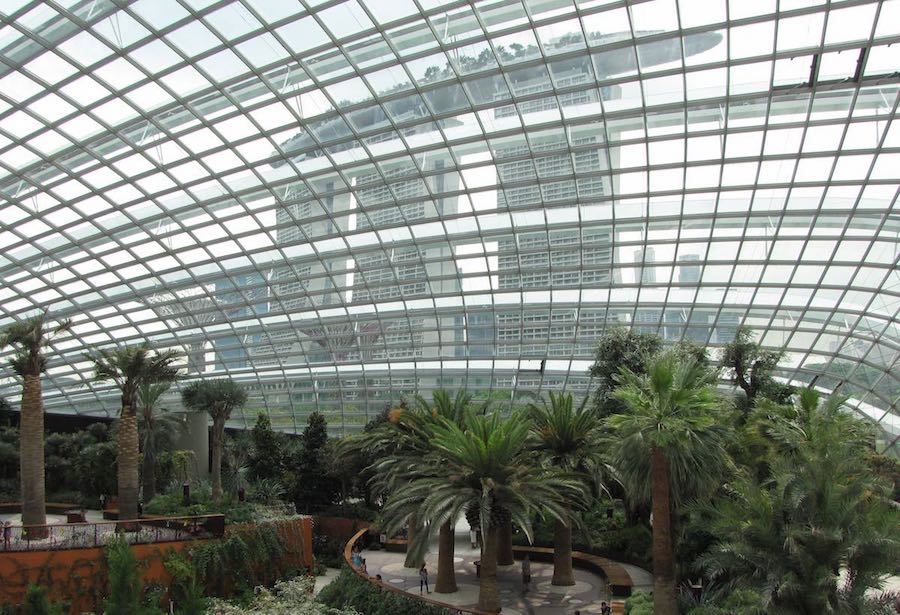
20;374;48;539
650;446;677;615
404;514;424;568
477;525;501;612
497;519;514;565
141;442;156;503
117;407;140;521
211;415;224;500
552;518;575;586
435;520;458;593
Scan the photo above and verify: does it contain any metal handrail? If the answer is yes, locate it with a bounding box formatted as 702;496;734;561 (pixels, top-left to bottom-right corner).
1;514;225;552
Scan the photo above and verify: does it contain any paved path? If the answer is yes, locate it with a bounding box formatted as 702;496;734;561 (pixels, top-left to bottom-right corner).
361;518;648;614
314;567;341;594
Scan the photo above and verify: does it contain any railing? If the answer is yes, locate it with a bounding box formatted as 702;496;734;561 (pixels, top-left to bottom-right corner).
344;528;495;615
1;514;225;552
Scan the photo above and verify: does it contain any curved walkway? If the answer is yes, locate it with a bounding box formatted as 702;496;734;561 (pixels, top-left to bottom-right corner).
358;519;651;614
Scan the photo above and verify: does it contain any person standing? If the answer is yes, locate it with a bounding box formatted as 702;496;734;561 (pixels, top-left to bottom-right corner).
600;601;612;615
3;521;11;550
419;563;430;594
521;555;532;592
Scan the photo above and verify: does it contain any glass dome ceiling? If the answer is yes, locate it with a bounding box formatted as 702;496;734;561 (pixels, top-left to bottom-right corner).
0;0;898;448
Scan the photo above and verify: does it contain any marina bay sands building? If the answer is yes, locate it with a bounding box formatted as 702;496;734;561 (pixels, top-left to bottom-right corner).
0;0;897;449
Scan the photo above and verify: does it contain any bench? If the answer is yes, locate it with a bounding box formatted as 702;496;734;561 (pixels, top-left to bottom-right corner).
384;534;635;598
512;545;633;597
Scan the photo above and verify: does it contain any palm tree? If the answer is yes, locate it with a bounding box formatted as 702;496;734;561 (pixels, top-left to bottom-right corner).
138;382;182;503
380;410;585;612
356;405;430;568
0;313;72;536
609;352;729;615
526;391;609;586
701;389;900;613
413;389;472;593
181;379;247;500
362;390;475;592
90;344;181;520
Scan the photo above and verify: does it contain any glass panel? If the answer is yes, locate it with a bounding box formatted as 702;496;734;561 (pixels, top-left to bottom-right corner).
0;0;896;432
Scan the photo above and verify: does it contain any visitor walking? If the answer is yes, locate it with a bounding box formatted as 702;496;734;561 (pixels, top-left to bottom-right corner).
521;554;531;592
419;564;430;594
600;601;612;615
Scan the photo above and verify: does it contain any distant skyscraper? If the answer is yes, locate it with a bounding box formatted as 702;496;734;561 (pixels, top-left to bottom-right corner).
635;247;657;284
492;86;615;359
214;272;268;371
678;254;701;284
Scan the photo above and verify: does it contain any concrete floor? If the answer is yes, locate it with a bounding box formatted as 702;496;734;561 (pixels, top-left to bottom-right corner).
359;518;652;614
313;567;342;594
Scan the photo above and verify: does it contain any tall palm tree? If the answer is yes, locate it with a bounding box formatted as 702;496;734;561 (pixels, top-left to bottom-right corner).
609;352;729;615
526;391;609;586
380;410;585;612
90;344;181;520
362;390;476;592
413;389;472;593
181;379;247;500
138;382;182;503
355;405;430;568
0;313;72;536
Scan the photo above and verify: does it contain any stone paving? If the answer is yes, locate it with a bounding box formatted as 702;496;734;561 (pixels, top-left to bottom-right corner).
360;519;652;614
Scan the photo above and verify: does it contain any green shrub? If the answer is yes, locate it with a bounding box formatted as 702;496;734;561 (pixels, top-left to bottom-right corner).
163;551;207;615
0;477;18;500
74;440;117;499
580;502;627;536
45;490;82;505
144;493;185;516
209;576;357;614
144;491;283;525
103;537;161;615
624;591;653;615
596;524;652;566
104;536;141;615
316;502;378;522
682;588;764;615
510;500;630;551
317;567;447;615
248;478;286;505
189;525;285;596
312;534;345;569
21;585;64;615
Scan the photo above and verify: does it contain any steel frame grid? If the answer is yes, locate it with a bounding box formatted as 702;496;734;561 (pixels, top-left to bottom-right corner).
0;0;898;449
